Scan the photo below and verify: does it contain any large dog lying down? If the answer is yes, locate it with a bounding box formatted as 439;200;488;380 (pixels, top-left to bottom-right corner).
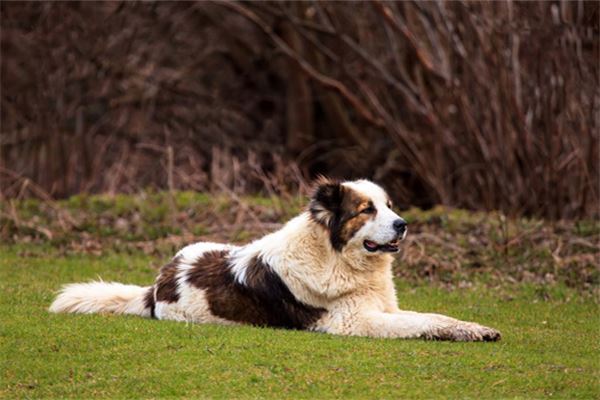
50;179;500;341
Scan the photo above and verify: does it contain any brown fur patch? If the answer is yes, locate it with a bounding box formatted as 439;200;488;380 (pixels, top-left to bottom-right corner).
186;250;326;329
143;286;156;318
336;188;373;247
154;256;182;303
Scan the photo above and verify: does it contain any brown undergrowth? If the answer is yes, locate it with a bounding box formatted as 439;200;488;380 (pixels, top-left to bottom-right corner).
1;190;598;296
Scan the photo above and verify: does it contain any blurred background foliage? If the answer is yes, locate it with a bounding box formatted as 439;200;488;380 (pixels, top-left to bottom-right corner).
1;1;598;219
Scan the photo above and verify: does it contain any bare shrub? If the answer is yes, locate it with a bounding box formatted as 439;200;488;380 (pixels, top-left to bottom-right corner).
1;1;598;219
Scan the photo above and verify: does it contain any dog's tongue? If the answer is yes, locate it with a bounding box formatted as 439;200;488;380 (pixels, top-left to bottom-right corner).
364;240;379;251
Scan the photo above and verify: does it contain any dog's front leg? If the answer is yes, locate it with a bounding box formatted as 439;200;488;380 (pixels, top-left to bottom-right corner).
343;311;501;341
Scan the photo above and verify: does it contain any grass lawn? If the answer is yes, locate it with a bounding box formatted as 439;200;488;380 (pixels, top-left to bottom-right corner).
1;245;598;399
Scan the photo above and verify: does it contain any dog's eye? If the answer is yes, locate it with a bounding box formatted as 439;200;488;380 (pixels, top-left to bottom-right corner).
387;201;393;208
361;205;376;214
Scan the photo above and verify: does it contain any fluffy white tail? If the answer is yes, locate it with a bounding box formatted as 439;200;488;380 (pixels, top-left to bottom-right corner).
49;281;152;317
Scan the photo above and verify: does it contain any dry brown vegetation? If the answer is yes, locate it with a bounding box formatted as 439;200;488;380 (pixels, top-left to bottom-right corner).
1;1;599;219
1;191;598;295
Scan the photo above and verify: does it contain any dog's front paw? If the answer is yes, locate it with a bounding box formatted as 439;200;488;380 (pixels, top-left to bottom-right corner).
424;322;501;342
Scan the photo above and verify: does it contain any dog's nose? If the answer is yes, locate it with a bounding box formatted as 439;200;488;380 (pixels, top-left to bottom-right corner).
393;219;407;234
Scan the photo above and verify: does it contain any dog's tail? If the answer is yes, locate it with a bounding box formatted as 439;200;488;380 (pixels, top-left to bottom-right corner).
49;281;153;317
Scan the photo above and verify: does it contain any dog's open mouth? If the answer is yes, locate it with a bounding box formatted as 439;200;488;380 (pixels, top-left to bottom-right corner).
363;239;400;253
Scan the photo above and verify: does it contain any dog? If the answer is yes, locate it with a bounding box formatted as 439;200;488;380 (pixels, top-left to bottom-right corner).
50;178;501;341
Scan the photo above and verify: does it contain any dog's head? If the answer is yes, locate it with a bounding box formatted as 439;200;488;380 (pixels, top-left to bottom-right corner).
309;178;407;254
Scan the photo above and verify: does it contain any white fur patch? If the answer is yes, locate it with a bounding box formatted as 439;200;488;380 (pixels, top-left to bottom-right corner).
343;180;389;204
49;281;151;317
176;242;236;264
227;215;307;285
155;283;235;325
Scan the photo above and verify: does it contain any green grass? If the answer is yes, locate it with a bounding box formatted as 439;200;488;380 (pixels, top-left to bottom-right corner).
1;245;598;399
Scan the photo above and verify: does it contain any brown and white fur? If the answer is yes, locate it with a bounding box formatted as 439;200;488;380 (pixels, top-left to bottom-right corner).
50;179;501;342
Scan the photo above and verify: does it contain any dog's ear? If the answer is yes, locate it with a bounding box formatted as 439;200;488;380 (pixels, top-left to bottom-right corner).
309;177;343;227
